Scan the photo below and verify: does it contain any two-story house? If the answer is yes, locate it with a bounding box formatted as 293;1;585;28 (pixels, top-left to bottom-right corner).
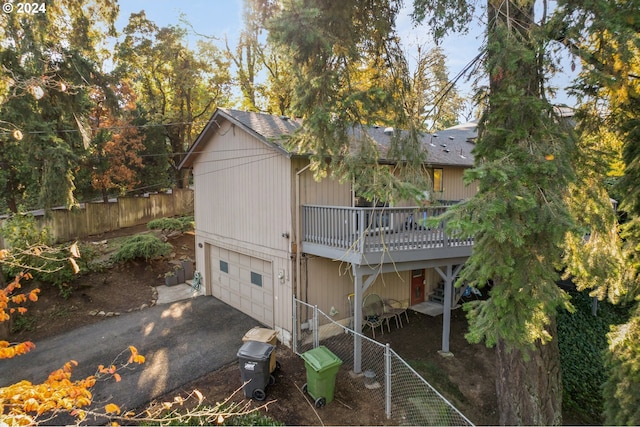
179;108;477;359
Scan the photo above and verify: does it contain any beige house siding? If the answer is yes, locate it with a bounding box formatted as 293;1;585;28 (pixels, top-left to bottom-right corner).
302;257;412;326
294;158;352;207
192;124;293;252
190;121;295;344
437;166;477;201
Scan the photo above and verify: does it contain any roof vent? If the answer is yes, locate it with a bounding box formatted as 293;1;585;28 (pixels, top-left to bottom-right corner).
383;127;394;135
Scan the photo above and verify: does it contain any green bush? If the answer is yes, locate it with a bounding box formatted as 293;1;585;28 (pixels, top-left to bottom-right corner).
558;287;630;423
147;216;194;233
111;234;172;263
602;303;640;425
1;212;76;297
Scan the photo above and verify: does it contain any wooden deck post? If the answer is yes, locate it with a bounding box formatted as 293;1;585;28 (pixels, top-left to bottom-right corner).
353;270;363;373
436;263;465;355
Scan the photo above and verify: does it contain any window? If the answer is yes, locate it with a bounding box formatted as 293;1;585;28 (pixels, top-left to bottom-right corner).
433;168;443;192
251;272;263;287
219;260;228;273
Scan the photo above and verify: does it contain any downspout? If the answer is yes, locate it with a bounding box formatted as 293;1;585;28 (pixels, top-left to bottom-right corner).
295;163;311;301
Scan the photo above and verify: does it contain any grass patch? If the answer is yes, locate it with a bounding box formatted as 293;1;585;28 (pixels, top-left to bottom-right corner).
11;314;36;333
49;306;75;318
407;359;467;404
143;405;283;426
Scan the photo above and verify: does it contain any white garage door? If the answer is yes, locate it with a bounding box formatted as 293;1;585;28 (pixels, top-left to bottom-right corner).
209;246;274;327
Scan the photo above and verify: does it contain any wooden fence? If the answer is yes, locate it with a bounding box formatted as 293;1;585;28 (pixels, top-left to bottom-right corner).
0;188;194;248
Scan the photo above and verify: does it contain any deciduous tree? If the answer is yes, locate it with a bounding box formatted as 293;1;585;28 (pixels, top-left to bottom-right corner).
87;83;144;202
115;12;232;188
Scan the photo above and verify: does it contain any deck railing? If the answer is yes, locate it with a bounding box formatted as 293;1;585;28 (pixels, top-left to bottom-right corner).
301;204;473;255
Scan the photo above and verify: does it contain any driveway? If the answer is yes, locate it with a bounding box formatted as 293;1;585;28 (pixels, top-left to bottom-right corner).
0;296;259;423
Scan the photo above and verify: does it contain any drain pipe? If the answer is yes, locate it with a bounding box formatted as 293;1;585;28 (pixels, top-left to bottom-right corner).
295;163;311;302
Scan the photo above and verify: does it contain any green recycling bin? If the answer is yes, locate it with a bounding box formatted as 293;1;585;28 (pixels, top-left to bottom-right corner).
300;346;343;408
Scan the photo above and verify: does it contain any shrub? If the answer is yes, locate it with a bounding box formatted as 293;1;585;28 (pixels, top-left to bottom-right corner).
602;303;640;425
111;234;172;263
1;212;76;297
147;216;194;234
558;287;630;423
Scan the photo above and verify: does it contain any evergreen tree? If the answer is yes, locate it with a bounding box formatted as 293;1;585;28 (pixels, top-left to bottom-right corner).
0;0;119;211
269;0;638;424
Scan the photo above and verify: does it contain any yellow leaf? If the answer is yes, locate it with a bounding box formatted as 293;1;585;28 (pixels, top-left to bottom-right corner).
70;242;81;258
133;354;145;364
194;389;204;404
23;397;39;412
545;154;554;161
162;402;173;410
113;373;121;382
69;257;80;274
28;289;39;302
104;403;121;415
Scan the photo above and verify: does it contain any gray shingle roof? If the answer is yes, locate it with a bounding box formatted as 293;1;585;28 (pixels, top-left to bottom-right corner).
180;108;478;169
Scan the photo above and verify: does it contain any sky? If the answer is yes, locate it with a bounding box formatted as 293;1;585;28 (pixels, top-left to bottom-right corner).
114;0;575;111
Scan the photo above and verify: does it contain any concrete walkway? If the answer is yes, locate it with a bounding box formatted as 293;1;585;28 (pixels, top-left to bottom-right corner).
0;293;259;424
156;281;203;304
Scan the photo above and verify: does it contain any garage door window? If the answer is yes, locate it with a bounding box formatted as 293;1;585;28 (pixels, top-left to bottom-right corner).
220;260;229;273
251;272;262;287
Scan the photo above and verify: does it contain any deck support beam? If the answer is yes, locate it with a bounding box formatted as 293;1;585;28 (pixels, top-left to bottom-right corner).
352;267;379;374
435;263;464;355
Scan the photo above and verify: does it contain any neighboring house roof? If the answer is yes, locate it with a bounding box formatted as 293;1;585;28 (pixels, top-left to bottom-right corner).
179;108;478;169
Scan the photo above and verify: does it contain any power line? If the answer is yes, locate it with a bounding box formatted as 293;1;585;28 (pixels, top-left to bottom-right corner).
193;153;282;177
0;120;200;137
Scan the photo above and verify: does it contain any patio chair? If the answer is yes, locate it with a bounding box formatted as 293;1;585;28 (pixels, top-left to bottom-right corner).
363;293;396;337
384;298;409;328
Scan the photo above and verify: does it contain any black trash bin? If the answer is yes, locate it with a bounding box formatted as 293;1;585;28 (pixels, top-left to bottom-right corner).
237;340;275;401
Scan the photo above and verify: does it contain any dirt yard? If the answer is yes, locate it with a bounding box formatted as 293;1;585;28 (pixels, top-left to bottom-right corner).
8;224;501;425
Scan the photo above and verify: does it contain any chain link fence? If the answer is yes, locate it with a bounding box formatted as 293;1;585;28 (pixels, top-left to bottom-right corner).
293;298;473;426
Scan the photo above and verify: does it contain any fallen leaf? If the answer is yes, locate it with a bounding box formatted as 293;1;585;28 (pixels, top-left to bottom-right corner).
105;403;121;415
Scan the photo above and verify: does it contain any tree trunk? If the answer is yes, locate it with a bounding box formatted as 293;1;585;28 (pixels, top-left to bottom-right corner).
495;319;563;425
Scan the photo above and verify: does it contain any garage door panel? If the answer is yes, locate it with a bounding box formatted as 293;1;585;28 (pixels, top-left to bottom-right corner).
208;245;274;327
230;278;241;293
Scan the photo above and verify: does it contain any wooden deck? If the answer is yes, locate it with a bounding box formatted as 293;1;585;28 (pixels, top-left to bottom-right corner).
301;205;474;265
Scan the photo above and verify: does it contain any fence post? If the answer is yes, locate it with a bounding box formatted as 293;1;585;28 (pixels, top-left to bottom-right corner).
385;343;392;419
313;305;319;348
292;298;298;354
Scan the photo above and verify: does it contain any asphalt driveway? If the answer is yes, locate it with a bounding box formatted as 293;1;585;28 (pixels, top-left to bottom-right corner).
0;296;259;423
